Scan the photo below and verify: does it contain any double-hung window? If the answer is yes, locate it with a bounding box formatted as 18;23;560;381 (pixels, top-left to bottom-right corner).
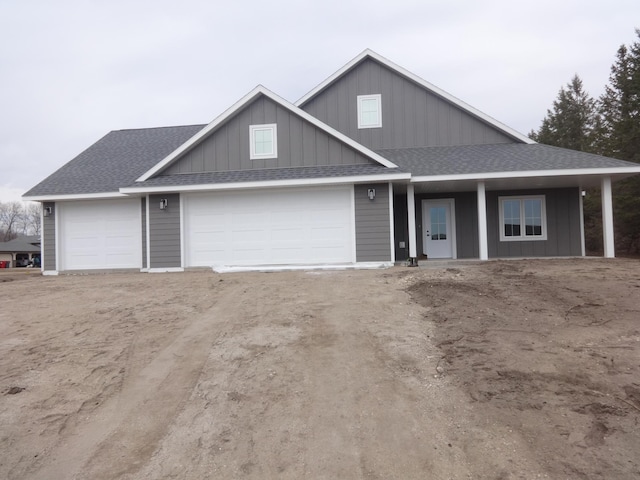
250;124;277;160
499;196;547;241
357;94;382;129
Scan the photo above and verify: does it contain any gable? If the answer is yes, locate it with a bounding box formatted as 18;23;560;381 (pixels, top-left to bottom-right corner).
299;56;522;150
162;94;378;176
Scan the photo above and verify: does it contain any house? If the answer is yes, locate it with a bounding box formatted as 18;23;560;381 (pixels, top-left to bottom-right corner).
23;50;640;274
0;235;41;268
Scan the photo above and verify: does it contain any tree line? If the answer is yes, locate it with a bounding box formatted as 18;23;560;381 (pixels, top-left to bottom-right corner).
530;29;640;255
0;202;42;241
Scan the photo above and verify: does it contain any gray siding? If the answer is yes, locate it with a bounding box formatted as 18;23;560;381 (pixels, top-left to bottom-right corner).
487;188;582;258
301;58;516;150
164;95;374;175
414;192;479;259
149;193;181;268
42;201;56;270
355;183;391;261
393;194;409;261
141;197;147;269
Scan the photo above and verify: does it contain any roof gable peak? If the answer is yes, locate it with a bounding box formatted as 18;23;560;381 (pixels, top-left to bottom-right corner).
136;85;397;182
295;49;534;145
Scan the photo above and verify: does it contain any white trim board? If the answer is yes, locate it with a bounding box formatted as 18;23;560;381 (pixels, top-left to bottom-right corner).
136;85;398;182
120;172;411;195
410;166;640;183
23;192;131;202
295;49;534;145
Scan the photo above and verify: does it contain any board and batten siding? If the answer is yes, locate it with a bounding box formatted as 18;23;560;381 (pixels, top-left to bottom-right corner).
354;184;391;262
300;58;516;151
42;201;56;271
487;188;582;257
148;193;181;268
164;95;374;175
141;197;147;269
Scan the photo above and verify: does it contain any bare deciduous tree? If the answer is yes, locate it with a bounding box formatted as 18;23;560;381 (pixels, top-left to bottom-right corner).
0;201;42;240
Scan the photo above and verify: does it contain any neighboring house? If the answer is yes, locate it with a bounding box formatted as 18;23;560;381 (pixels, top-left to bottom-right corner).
0;235;41;268
23;50;640;274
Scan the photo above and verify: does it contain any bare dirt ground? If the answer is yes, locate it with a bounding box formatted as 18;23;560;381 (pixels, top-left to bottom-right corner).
0;258;639;479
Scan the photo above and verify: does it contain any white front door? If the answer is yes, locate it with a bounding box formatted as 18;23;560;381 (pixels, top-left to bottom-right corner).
422;199;456;259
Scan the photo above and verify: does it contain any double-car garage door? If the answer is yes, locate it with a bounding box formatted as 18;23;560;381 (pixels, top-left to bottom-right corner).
184;186;354;267
57;187;354;270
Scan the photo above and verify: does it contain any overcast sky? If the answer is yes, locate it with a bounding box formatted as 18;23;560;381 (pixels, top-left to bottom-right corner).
1;0;638;202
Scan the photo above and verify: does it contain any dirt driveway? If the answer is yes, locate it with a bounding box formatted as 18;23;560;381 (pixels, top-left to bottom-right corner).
1;259;639;479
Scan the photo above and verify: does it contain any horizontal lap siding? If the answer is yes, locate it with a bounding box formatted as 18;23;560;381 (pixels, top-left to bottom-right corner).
487;188;581;257
355;184;391;261
43;202;55;270
301;58;515;150
164;96;373;174
149;193;181;268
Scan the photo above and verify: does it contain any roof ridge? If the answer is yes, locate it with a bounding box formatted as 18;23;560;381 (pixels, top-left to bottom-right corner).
112;124;207;133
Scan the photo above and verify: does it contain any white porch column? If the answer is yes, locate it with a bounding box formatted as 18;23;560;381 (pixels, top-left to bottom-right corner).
601;176;615;258
579;190;586;257
407;183;418;265
477;181;488;261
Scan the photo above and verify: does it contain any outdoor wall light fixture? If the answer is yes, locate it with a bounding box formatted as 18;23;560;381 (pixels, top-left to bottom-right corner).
43;206;52;217
367;188;376;201
159;198;168;210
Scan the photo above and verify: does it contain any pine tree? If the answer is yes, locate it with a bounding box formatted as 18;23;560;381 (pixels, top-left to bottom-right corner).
597;30;640;253
530;75;597;152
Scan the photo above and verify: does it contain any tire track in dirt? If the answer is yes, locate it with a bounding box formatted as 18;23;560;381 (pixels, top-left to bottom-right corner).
28;279;245;480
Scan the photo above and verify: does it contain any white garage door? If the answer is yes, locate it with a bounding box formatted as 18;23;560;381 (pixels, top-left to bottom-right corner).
59;199;142;270
184;186;354;267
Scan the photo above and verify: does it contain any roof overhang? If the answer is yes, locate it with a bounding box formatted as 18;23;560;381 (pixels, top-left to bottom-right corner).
120;172;411;195
22;192;130;202
409;167;640;193
295;49;534;145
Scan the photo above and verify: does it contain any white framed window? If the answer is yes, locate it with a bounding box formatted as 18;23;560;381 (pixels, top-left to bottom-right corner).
357;94;382;129
250;124;277;160
499;195;547;241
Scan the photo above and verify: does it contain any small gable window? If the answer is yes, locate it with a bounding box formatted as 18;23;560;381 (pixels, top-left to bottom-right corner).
357;94;382;129
250;124;277;159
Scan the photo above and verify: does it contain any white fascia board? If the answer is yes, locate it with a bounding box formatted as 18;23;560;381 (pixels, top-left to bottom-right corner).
120;172;411;195
137;85;397;183
22;192;130;202
411;166;640;183
295;49;534;145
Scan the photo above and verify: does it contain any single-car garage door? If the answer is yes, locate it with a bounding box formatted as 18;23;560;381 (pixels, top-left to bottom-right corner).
184;186;354;267
59;199;142;270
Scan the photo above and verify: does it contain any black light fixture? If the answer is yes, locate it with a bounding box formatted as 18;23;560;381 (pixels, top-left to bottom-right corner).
43;206;52;217
159;198;168;210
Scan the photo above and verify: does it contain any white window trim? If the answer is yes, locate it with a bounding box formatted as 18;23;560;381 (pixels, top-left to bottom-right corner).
357;94;382;129
499;195;547;242
249;124;277;160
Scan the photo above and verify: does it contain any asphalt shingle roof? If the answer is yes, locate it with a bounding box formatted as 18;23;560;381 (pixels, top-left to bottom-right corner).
129;164;398;188
24;125;640;198
0;235;41;253
24;125;206;197
377;143;640;176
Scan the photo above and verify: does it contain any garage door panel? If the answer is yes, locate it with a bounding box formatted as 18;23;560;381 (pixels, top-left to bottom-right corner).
61;200;142;270
185;187;354;267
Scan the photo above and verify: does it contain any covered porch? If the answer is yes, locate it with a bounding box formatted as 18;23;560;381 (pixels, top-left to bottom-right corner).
392;173;619;264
